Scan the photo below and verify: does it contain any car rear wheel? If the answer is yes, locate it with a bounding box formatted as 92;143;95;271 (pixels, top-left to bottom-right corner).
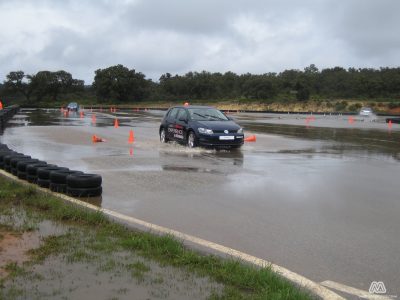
187;131;198;148
160;128;168;143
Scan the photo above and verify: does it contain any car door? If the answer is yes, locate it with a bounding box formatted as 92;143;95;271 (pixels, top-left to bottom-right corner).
174;108;189;142
166;108;179;140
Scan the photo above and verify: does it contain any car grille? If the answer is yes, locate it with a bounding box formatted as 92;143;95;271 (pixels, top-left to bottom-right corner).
213;129;234;133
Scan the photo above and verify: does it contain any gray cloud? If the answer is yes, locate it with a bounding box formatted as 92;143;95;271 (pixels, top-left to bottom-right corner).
0;0;399;84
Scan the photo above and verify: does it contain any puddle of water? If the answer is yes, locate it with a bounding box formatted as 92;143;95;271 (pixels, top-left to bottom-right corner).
162;165;223;175
0;218;67;279
0;231;41;278
3;251;222;300
242;122;400;161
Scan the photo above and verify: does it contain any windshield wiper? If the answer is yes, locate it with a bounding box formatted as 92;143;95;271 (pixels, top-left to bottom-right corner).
205;114;225;121
193;112;207;119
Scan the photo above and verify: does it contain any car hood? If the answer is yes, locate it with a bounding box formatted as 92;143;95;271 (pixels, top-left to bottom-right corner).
195;120;240;131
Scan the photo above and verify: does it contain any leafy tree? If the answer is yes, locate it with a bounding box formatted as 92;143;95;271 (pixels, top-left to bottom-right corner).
3;65;400;105
28;70;83;102
295;81;310;101
3;71;34;101
242;76;277;99
93;64;149;102
29;71;53;102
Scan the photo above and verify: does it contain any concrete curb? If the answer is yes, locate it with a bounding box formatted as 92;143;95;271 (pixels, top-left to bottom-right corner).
0;170;344;300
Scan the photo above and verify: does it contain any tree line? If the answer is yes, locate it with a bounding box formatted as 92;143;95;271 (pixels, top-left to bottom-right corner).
1;64;400;105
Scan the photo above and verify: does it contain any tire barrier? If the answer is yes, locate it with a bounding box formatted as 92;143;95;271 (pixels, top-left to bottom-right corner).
66;174;102;188
10;156;33;175
17;159;43;180
4;153;25;172
0;105;102;197
0;149;14;168
36;166;70;189
50;170;83;193
37;166;69;181
26;163;56;183
66;186;103;197
1;156;103;197
66;173;102;197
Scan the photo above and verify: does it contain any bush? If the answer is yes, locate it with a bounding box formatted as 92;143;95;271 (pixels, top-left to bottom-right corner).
334;101;348;111
348;103;362;112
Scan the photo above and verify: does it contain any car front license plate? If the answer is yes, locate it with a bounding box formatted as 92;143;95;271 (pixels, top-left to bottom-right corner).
219;136;234;140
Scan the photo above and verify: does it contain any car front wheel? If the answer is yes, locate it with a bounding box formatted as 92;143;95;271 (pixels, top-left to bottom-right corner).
187;131;198;148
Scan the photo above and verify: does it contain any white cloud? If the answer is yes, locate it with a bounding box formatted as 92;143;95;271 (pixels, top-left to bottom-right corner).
0;0;399;84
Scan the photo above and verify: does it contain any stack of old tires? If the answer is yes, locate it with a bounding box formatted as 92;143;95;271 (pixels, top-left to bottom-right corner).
0;144;102;197
66;173;102;197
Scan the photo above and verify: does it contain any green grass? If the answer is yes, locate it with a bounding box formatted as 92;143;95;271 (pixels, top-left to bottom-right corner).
0;175;312;299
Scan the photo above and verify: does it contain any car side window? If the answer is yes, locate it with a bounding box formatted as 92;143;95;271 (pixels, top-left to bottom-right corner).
176;109;188;121
168;108;179;121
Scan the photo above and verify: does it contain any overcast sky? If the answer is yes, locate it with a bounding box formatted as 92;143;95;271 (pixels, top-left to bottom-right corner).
0;0;399;84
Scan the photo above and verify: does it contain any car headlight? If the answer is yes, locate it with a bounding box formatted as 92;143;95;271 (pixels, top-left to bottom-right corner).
198;127;213;135
237;128;243;134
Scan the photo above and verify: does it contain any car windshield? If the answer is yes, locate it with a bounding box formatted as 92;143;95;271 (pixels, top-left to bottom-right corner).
188;108;228;121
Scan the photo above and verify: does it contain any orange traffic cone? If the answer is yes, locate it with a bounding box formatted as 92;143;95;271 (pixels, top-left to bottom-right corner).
388;120;393;130
92;114;96;124
80;111;84;118
128;129;134;143
348;116;354;124
244;135;256;142
0;101;3;110
92;135;106;143
114;118;119;128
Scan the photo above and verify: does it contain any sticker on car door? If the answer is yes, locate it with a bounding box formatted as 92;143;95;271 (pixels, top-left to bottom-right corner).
168;125;184;139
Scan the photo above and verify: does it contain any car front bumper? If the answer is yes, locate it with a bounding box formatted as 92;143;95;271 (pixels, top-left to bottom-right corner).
198;134;244;148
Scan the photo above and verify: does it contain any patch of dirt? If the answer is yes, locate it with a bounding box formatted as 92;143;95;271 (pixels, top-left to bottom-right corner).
0;230;41;278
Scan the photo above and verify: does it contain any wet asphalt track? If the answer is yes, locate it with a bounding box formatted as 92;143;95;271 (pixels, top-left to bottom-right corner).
2;108;400;297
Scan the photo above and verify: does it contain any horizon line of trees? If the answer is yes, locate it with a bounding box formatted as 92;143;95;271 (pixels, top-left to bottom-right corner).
1;64;400;105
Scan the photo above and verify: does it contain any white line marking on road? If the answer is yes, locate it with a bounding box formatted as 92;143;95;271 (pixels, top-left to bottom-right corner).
1;170;344;299
321;280;393;300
